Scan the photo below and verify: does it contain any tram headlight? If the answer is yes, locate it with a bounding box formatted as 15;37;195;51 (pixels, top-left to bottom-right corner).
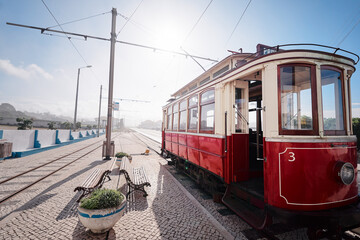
334;161;355;185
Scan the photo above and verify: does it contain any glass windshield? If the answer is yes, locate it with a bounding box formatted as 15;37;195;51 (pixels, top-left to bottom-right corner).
280;66;313;130
321;68;344;132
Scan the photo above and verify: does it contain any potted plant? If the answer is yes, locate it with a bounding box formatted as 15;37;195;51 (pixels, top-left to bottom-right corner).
115;152;132;166
77;189;126;233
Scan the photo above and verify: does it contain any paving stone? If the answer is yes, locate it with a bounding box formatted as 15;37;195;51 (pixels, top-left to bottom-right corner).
0;132;229;239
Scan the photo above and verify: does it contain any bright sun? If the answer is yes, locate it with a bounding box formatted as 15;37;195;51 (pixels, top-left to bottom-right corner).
154;24;183;51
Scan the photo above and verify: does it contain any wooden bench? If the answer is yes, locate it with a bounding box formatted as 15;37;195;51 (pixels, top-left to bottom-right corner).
119;157;151;198
74;169;111;202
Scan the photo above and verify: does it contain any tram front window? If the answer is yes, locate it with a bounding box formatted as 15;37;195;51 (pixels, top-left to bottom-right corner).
321;67;345;134
279;65;317;134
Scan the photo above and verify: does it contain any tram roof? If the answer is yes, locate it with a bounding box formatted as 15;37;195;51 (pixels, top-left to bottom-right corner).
169;43;358;100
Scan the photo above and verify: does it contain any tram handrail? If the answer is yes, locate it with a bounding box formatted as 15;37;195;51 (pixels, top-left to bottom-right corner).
237;43;359;66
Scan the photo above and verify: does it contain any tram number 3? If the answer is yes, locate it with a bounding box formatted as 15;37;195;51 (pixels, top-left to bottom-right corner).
288;152;295;162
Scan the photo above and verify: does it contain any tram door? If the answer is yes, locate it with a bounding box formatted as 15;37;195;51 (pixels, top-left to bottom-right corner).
248;81;264;179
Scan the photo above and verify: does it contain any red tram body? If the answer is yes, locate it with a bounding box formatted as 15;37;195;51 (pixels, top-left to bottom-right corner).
161;44;360;233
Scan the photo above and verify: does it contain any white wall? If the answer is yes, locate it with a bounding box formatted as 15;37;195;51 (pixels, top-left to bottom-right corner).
37;130;56;147
58;130;70;142
2;130;35;151
72;131;80;139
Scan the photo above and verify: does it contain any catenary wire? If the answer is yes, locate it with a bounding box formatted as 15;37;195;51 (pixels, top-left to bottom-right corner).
41;0;90;66
40;0;103;86
182;0;214;44
180;0;214;72
117;0;144;37
224;0;252;47
331;8;360;46
47;11;111;29
336;15;360;47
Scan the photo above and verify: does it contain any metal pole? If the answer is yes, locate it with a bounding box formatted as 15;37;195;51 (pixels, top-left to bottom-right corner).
73;68;81;130
97;85;102;137
105;8;117;160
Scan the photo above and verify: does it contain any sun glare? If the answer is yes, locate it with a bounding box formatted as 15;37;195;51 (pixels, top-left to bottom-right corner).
154;24;183;51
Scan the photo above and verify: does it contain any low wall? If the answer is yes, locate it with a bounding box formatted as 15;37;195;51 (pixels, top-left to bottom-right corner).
0;128;105;158
2;130;35;151
37;130;56;147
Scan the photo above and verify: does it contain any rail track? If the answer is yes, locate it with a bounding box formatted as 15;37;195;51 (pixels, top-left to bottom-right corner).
0;133;120;205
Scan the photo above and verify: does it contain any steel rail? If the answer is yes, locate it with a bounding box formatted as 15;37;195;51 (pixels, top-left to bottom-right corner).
0;139;102;185
130;131;162;156
0;133;120;205
0;145;101;204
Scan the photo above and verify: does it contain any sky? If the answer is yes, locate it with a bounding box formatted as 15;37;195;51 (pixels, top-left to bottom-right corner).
0;0;360;127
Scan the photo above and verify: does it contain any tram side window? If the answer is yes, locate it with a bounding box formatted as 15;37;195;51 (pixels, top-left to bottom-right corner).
235;88;246;132
179;100;187;131
173;103;179;131
279;65;318;135
167;106;172;130
188;95;198;131
321;66;345;135
200;89;215;133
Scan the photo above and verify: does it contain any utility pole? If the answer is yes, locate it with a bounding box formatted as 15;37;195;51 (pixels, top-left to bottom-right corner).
97;85;102;137
74;65;92;131
104;8;117;160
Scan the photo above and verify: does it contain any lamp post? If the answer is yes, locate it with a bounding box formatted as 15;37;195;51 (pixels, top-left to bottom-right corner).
74;65;92;130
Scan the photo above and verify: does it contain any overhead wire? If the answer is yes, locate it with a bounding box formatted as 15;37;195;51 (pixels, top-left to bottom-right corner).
331;8;360;46
182;0;214;44
176;0;214;72
46;11;111;29
117;0;144;37
40;0;103;86
336;14;360;47
224;0;252;47
41;0;90;66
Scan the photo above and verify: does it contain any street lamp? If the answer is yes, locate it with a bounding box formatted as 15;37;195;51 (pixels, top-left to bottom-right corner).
74;65;92;130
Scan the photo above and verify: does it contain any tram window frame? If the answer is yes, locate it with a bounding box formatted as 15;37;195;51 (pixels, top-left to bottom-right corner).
200;89;215;134
347;74;352;134
179;99;187;131
321;65;347;136
172;103;179;131
188;94;198;132
277;64;319;135
167;106;172;130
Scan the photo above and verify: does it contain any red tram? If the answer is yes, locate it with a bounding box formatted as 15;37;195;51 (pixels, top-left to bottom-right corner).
161;44;360;235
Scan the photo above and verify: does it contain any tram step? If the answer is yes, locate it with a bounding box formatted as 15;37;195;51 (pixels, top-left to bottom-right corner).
222;184;271;229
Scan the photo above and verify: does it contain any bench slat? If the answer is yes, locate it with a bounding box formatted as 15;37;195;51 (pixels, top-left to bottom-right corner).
74;168;111;202
119;157;151;198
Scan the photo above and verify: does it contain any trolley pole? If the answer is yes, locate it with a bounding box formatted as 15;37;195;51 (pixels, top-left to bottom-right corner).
97;85;102;137
104;8;117;160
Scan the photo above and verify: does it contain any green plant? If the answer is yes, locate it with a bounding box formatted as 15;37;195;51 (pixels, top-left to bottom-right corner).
80;189;124;210
48;121;56;130
16;117;33;130
115;152;129;158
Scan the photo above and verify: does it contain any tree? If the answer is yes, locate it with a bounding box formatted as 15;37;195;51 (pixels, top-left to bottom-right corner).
60;121;72;129
48;121;56;130
16;117;33;130
76;122;81;130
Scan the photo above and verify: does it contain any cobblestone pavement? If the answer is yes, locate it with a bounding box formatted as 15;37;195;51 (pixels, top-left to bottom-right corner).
0;131;232;239
131;131;309;240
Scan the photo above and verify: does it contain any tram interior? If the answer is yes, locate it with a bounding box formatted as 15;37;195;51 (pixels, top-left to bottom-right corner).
234;79;264;200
